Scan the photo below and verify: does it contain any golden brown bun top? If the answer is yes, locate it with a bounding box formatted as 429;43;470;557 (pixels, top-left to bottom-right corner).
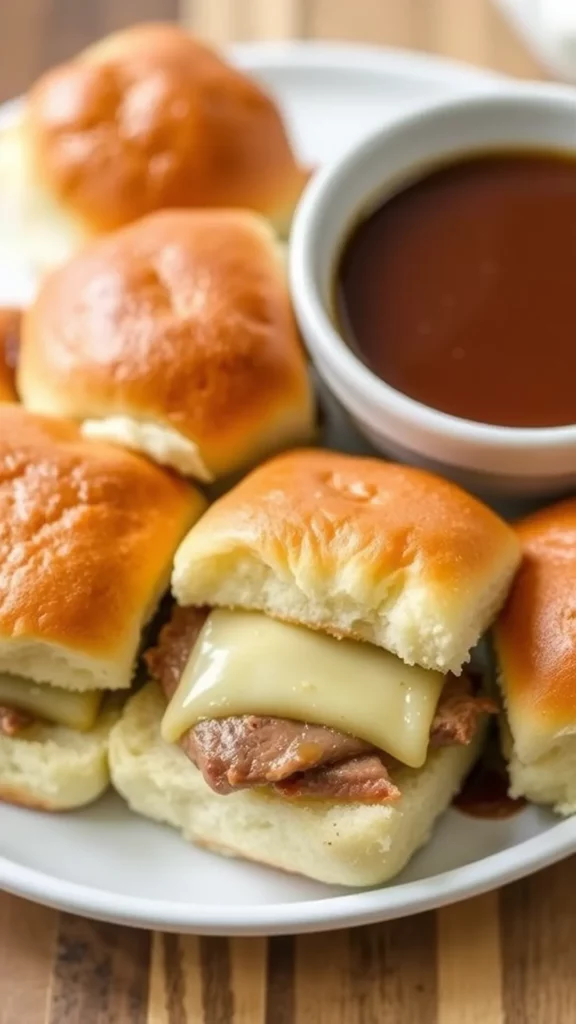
0;309;20;401
0;405;204;659
173;448;520;668
495;498;576;735
25;23;307;232
180;448;517;579
19;210;313;479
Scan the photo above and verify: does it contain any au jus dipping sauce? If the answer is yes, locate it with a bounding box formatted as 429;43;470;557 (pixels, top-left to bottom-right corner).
336;150;576;429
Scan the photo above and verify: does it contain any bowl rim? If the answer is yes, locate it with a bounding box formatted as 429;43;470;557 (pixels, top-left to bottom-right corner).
289;85;576;455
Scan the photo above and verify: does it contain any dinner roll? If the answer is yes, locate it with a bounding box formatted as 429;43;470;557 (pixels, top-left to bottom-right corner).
110;681;485;887
0;705;118;811
18;211;314;481
0;23;307;275
494;498;576;814
172;450;521;673
0;405;205;692
0;308;20;401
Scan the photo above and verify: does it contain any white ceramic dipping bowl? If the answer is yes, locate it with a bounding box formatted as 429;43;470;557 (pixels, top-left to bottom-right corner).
290;87;576;498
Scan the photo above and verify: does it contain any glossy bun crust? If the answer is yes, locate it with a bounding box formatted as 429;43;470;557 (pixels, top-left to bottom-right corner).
0;308;20;401
18;210;314;481
495;499;576;805
173;449;520;672
0;406;205;690
25;23;307;233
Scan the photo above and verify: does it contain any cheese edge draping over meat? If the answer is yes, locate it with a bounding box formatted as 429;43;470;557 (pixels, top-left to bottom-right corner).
145;606;496;803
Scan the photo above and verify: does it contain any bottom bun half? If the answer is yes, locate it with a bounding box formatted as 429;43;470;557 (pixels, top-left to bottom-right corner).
110;683;484;887
500;719;576;816
0;707;118;811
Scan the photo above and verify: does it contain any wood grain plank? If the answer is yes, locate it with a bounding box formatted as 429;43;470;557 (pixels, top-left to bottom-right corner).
310;0;418;48
348;915;437;1024
147;932;171;1024
0;0;178;100
437;892;503;1024
184;0;250;43
429;0;491;66
246;0;307;40
102;0;179;33
0;0;49;100
37;0;178;72
295;929;349;1024
38;0;102;67
162;933;189;1024
296;915;437;1024
429;0;541;75
200;937;234;1024
180;936;205;1024
48;914;151;1024
229;938;267;1024
148;933;205;1024
487;1;545;78
501;856;576;1024
266;936;295;1024
182;0;308;41
0;894;58;1024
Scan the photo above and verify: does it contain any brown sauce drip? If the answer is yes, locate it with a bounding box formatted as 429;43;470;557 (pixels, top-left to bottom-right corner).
453;762;526;819
453;717;526;819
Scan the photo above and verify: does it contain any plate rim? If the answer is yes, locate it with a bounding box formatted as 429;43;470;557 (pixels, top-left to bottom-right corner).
2;39;574;936
3;815;576;935
230;38;505;84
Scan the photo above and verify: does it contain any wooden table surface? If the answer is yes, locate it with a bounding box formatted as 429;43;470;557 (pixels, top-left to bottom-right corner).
0;2;574;1023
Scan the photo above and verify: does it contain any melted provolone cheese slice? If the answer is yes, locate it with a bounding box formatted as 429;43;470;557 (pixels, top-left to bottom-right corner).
0;674;102;731
161;611;444;768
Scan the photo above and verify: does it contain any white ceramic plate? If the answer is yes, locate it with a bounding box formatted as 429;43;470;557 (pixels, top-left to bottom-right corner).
2;41;575;936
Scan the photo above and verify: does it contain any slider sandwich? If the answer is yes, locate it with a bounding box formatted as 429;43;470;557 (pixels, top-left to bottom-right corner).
0;405;204;811
0;23;308;276
494;498;576;814
110;451;521;886
18;209;314;482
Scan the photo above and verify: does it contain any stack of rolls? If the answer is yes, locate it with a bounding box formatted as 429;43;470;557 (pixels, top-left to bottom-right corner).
0;36;319;822
0;28;320;825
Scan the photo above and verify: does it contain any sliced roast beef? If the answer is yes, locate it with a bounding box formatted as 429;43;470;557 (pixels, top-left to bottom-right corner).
145;605;208;701
0;705;33;737
183;715;373;794
274;755;401;803
180;675;496;795
146;605;496;802
430;674;497;747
